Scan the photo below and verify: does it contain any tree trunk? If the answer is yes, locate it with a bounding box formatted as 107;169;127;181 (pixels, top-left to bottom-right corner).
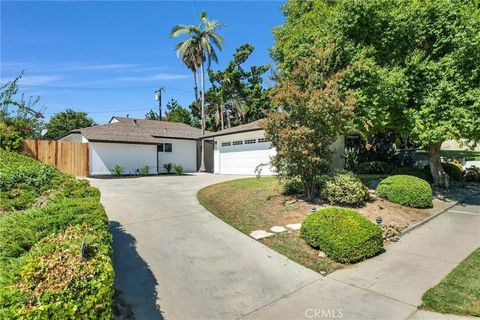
220;101;225;131
199;62;206;172
428;142;449;188
193;69;199;101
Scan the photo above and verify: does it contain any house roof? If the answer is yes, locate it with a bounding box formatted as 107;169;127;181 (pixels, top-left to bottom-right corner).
203;120;263;138
62;117;207;144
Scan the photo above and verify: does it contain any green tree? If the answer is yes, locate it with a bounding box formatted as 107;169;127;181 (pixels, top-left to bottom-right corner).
165;99;192;124
272;0;480;187
45;108;95;139
206;43;272;131
263;47;356;200
145;109;160;120
170;10;224;172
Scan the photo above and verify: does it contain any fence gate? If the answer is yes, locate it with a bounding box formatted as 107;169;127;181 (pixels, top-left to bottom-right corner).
22;140;90;177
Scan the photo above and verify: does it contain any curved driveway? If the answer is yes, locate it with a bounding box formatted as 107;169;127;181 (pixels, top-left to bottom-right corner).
90;174;319;319
90;174;478;320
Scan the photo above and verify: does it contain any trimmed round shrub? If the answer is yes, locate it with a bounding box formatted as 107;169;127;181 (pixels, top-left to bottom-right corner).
320;170;369;206
300;207;384;263
376;175;432;208
355;161;393;174
424;163;464;181
391;166;433;183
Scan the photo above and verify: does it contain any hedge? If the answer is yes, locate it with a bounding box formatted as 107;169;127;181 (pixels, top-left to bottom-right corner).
391;166;433;183
0;149;113;319
376;175;433;208
355;161;393;174
424;163;464;181
300;207;384;263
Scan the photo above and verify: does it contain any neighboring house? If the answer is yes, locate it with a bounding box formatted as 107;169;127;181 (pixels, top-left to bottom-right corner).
205;120;345;175
59;116;213;175
59;117;345;176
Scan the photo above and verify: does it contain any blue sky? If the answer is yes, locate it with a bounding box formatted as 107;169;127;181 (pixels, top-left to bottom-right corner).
1;1;284;123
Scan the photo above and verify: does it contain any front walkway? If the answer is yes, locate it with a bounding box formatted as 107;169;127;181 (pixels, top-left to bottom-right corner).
90;175;479;320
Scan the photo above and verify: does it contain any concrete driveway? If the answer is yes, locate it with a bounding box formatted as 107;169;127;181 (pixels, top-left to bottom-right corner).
89;174;320;319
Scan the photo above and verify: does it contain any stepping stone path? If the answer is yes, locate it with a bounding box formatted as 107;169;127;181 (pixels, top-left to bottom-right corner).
249;230;274;240
270;226;287;233
249;223;303;239
286;223;301;230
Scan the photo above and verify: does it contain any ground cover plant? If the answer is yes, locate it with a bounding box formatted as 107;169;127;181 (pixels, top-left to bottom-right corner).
0;149;114;319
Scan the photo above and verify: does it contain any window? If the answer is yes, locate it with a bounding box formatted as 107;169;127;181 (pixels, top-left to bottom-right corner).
245;139;256;144
157;143;173;152
258;138;267;143
221;142;231;147
232;140;243;145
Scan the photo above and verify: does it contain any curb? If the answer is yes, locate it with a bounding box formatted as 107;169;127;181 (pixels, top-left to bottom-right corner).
400;200;458;235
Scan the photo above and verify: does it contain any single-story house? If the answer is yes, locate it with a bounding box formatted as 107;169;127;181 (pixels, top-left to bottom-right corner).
59;117;345;176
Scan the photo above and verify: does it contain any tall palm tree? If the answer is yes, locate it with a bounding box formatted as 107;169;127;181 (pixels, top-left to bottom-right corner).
170;11;223;172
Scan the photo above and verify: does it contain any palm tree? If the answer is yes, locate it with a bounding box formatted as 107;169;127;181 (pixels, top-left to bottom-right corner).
170;11;223;172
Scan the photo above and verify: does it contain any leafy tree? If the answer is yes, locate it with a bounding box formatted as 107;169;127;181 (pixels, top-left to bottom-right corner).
205;44;272;131
170;10;224;172
272;0;480;187
145;109;160;120
0;73;44;150
262;47;356;200
165;99;192;125
45;108;95;139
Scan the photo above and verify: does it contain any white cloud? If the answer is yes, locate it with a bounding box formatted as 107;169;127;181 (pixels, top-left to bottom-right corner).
116;73;190;81
0;75;63;86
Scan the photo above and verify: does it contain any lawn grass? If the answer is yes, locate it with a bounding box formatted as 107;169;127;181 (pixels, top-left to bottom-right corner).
417;150;480;161
421;248;480;317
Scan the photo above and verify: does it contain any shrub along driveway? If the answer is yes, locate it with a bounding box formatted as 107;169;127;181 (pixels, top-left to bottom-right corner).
90;175;479;320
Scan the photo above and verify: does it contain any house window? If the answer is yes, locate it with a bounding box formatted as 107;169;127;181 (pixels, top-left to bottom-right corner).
221;142;231;147
232;140;243;145
245;139;256;144
157;143;173;152
258;138;267;143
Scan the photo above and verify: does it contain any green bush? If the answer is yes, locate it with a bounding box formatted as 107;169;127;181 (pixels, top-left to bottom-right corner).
138;165;149;176
163;163;173;173
111;164;124;176
320;170;369;206
283;178;304;196
0;149;113;318
391;166;433;183
173;164;184;175
355;161;393;174
300;207;383;263
376;175;432;208
464;166;480;183
0;122;23;152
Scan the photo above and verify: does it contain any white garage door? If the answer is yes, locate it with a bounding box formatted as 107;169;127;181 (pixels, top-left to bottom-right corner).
219;140;275;175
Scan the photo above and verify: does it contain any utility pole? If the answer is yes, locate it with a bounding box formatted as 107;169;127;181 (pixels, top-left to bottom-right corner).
154;86;165;121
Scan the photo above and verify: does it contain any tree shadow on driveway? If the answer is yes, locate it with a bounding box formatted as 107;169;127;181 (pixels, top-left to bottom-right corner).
110;221;163;320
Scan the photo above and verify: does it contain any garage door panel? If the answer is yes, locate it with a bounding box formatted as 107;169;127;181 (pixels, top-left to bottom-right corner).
219;148;275;175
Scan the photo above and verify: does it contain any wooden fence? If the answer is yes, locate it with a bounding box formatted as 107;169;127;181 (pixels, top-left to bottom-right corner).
22;140;90;177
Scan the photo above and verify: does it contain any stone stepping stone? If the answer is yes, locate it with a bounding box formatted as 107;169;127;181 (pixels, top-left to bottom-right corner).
286;223;301;230
250;230;274;240
270;226;287;233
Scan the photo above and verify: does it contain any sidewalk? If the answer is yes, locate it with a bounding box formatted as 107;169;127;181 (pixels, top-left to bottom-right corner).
243;199;480;320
